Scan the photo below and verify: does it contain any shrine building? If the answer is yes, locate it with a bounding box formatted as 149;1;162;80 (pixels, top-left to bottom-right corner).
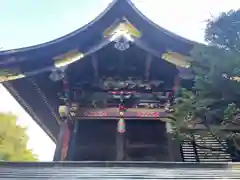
0;0;232;162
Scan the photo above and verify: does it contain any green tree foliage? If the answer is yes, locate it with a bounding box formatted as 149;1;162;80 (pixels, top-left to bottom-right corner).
172;10;240;156
0;113;38;161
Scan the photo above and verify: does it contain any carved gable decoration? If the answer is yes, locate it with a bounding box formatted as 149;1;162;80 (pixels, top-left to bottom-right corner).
104;18;142;39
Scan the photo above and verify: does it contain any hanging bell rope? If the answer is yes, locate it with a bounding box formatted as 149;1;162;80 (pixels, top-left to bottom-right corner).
118;118;125;133
117;104;126;133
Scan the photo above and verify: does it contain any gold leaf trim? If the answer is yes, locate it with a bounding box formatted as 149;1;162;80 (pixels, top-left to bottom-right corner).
0;74;25;83
53;49;84;68
231;76;240;82
0;68;25;82
162;51;191;68
104;19;141;38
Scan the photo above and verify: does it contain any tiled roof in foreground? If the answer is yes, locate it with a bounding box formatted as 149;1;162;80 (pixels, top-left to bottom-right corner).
0;161;239;179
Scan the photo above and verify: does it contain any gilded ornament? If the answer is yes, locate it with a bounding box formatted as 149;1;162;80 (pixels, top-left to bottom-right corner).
104;19;141;38
53;49;84;68
161;51;191;68
0;69;25;83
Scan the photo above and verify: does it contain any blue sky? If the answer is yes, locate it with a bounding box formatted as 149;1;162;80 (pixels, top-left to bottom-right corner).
2;0;239;50
0;0;240;161
1;0;111;49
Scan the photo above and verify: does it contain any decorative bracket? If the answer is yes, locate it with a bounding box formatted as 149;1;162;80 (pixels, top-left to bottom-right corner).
104;18;141;51
49;67;66;82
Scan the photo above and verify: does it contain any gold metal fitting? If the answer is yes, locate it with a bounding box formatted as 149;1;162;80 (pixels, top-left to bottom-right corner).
119;111;124;116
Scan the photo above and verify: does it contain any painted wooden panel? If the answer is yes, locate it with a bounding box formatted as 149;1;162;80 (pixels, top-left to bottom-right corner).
74;108;170;120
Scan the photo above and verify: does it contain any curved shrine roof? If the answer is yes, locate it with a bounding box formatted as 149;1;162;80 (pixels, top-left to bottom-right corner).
0;0;196;58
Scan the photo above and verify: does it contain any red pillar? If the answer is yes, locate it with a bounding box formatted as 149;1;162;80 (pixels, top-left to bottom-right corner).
53;121;68;161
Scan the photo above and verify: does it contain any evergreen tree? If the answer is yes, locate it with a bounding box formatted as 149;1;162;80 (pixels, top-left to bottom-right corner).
0;113;38;161
172;10;240;159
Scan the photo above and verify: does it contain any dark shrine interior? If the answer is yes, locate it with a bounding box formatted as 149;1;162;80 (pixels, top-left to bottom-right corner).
66;43;173;161
66;42;178;91
51;42;179;108
73;119;168;161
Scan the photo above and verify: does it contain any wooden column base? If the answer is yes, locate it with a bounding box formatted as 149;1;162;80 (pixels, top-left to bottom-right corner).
53;121;67;161
66;120;78;161
166;122;182;161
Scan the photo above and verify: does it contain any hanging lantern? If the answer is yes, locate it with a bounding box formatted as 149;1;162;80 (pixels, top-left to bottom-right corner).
58;105;70;118
118;103;126;133
117;118;126;133
49;67;66;82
